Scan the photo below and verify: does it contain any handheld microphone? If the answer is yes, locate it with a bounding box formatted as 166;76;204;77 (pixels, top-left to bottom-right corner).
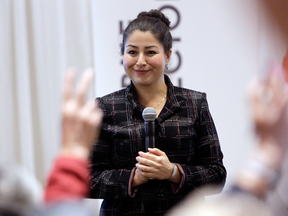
142;107;157;152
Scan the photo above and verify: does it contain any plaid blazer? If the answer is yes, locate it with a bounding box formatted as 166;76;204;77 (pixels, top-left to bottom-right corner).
89;75;226;216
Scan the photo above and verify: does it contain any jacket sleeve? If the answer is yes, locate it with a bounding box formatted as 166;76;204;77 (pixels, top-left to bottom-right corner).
89;98;133;200
178;93;227;193
45;157;90;203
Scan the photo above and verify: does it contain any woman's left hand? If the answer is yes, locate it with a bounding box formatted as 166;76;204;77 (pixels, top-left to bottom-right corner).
136;148;174;180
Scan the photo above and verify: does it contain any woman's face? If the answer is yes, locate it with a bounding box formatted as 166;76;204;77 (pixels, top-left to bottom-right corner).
123;30;171;87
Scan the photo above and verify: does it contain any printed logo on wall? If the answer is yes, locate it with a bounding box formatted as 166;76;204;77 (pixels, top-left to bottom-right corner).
120;5;183;87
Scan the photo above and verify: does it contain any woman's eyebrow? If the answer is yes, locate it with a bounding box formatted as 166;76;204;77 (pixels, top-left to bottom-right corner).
126;45;159;49
145;45;159;49
126;44;138;48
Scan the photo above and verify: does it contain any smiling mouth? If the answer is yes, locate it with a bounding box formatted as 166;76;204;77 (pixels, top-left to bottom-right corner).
134;69;150;74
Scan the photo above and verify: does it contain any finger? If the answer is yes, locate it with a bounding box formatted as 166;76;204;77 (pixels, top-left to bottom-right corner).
148;148;163;156
136;168;150;178
79;99;96;123
136;163;153;173
283;90;288;106
136;156;157;167
270;65;285;91
75;68;94;105
81;98;96;114
88;101;104;127
63;68;76;103
268;66;288;111
138;151;158;161
95;98;100;109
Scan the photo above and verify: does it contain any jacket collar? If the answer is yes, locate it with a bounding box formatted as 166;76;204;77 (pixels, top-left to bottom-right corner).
125;74;183;121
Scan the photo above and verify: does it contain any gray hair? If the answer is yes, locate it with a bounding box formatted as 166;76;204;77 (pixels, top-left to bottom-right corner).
0;163;42;215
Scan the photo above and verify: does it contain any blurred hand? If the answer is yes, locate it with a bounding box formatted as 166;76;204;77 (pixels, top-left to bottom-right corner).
61;68;103;159
248;64;288;165
135;148;174;180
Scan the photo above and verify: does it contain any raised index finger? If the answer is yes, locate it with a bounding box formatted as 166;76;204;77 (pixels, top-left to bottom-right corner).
63;69;76;103
75;68;94;105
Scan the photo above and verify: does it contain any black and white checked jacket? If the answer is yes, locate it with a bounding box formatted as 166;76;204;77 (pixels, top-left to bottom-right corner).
89;75;226;216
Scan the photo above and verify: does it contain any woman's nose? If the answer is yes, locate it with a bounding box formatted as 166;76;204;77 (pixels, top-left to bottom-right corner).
136;54;146;67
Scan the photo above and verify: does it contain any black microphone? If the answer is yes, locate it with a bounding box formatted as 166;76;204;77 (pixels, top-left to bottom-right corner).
142;107;157;152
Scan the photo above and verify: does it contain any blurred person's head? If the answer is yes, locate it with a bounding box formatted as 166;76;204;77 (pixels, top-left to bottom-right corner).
0;162;42;216
166;187;272;216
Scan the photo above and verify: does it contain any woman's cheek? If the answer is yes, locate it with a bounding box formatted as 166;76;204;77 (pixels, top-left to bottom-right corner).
123;56;135;68
148;57;165;68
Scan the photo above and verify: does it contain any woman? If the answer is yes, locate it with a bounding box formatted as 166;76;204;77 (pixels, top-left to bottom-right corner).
89;10;226;216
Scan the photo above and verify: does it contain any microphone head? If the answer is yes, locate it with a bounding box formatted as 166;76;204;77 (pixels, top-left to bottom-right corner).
142;107;157;121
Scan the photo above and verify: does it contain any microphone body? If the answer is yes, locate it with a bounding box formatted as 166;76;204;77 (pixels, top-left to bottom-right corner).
144;120;155;151
142;107;157;152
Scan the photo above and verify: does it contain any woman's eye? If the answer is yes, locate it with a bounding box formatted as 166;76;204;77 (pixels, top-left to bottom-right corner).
128;50;136;55
147;50;156;55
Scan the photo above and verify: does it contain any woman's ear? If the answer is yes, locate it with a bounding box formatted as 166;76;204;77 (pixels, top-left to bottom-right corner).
166;49;172;65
